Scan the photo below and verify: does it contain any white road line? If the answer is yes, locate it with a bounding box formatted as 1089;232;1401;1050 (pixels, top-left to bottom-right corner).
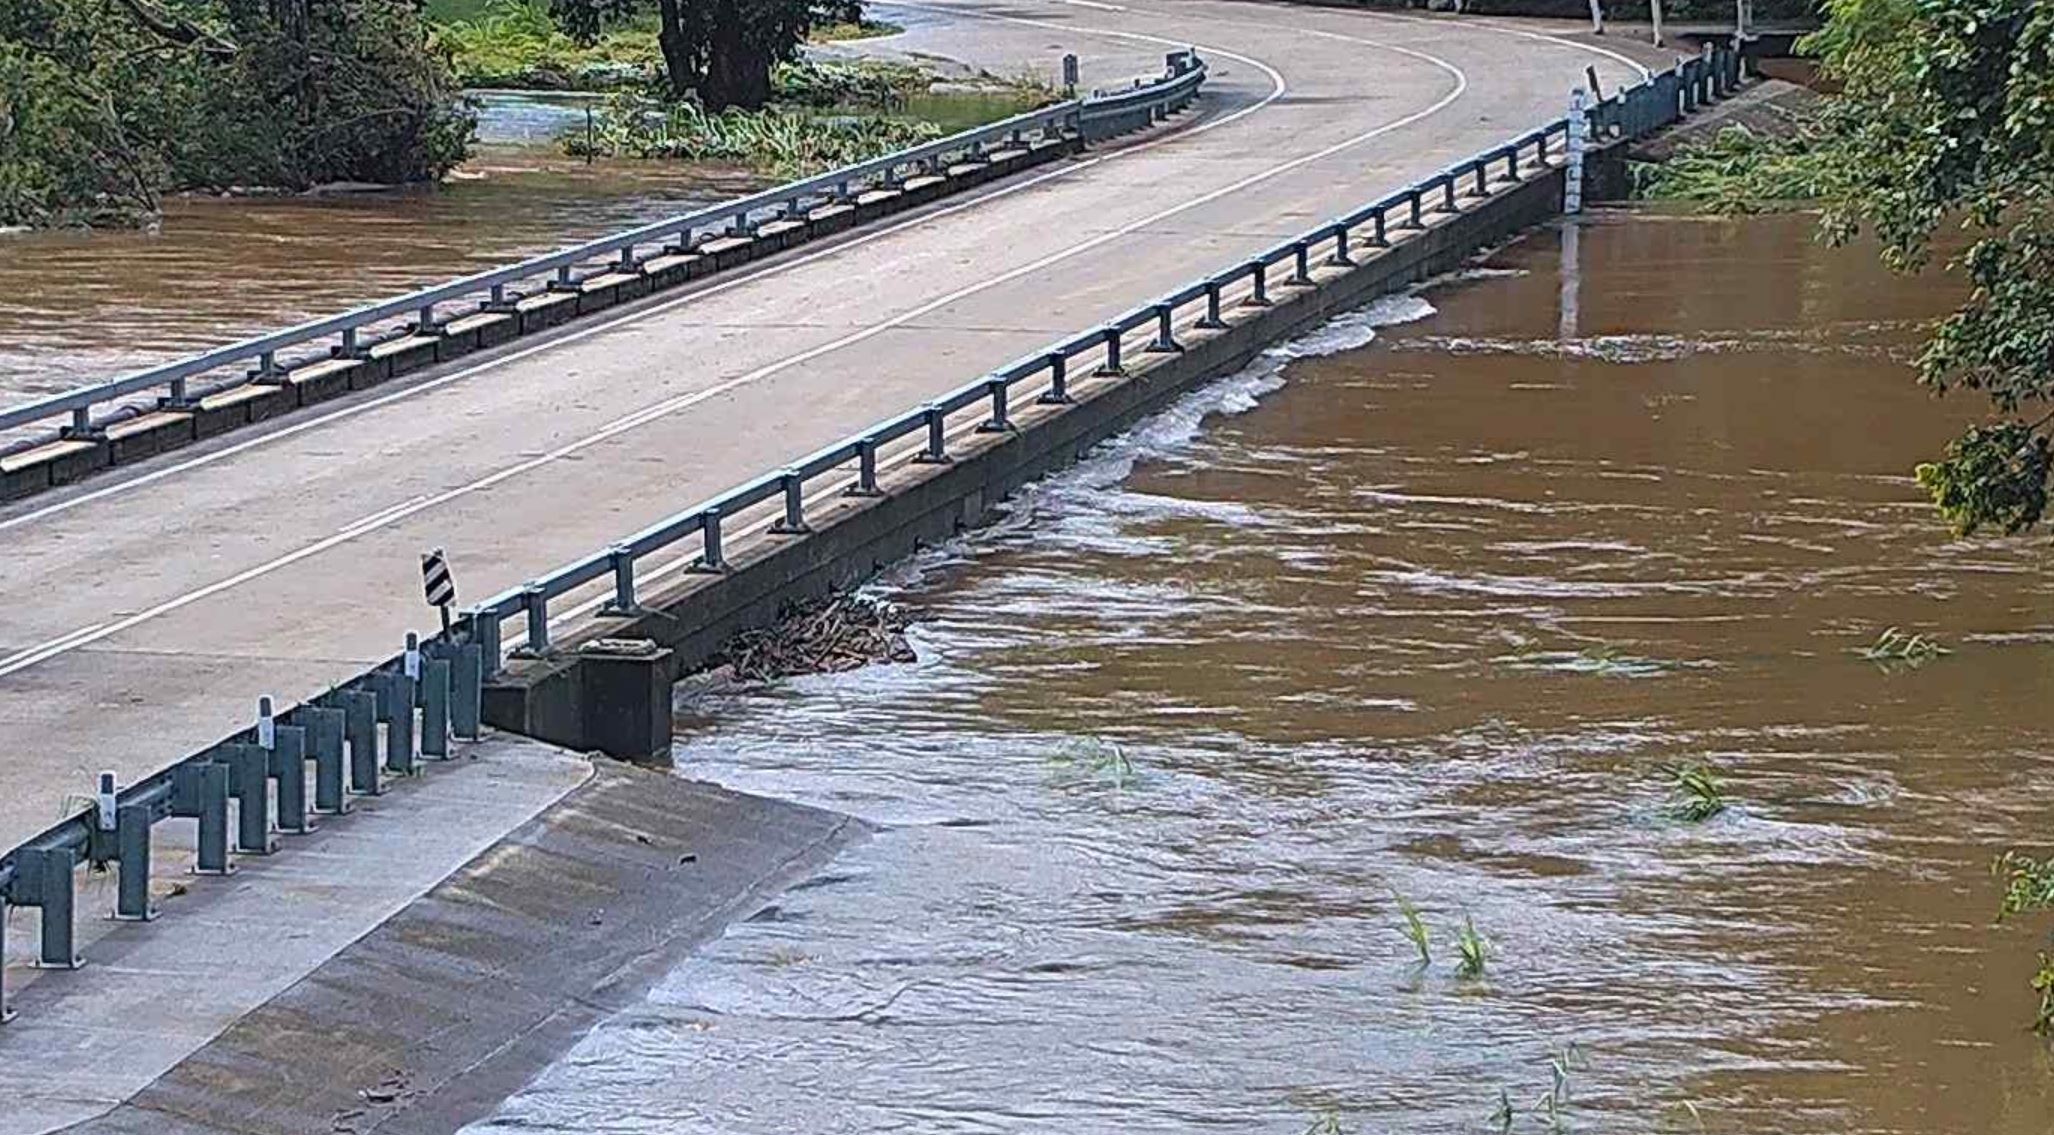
0;623;108;673
0;12;1489;680
336;494;430;537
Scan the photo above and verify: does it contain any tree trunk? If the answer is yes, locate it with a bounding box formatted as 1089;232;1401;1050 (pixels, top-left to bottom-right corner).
699;13;773;110
655;0;697;100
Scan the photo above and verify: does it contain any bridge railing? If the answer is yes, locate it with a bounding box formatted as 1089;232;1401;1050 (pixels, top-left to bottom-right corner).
0;52;1206;442
464;46;1745;662
0;43;1749;1023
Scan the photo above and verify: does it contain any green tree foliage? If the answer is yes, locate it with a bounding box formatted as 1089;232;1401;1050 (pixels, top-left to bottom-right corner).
547;0;860;109
1;0;473;227
1807;0;2054;534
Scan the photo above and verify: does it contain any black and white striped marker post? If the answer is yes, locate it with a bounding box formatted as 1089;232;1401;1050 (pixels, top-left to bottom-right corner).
421;548;456;634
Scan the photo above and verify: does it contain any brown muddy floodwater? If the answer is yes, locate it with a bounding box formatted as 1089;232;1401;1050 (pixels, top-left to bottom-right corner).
0;132;756;405
454;208;2054;1135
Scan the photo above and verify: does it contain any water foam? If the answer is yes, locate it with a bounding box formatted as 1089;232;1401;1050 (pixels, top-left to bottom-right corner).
872;291;1436;590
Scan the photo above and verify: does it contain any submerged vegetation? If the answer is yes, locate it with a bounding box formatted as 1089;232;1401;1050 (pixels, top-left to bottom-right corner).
1854;626;1951;671
1049;737;1139;790
1455;914;1489;979
1665;764;1728;823
1633;124;1833;212
1394;891;1432;965
1993;852;2054;1034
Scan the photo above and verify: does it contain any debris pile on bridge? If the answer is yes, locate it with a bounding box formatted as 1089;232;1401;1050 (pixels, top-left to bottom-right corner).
715;594;917;682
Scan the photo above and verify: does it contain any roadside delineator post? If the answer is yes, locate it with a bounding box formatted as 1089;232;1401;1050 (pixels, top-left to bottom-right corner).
421;548;456;636
1566;88;1589;216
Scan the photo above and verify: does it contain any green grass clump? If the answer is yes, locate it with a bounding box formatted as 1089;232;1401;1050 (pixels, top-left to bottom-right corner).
1665;763;1728;823
1393;891;1431;966
1455;914;1489;980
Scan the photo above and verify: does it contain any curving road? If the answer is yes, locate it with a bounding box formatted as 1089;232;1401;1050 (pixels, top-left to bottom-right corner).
0;0;1665;853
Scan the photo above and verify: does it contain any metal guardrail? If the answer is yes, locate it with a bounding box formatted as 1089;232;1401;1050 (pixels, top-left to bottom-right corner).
0;52;1206;440
0;42;1745;1024
463;46;1745;666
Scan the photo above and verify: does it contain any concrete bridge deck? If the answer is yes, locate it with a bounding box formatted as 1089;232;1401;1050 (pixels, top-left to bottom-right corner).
0;0;1662;877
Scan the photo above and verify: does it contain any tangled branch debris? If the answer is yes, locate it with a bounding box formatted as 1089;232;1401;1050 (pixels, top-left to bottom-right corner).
714;594;915;682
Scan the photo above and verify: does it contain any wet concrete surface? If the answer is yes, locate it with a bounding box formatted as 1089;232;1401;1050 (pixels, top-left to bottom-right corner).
43;755;859;1135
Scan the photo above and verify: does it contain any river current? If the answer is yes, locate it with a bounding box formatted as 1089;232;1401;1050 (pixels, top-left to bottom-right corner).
451;210;2054;1133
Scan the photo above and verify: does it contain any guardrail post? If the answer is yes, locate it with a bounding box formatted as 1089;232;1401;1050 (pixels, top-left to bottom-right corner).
1328;226;1356;268
1440;176;1458;213
1197;282;1227;329
16;847;81;969
1147;304;1183;353
1407;191;1424;229
306;705;349;814
849;437;884;495
115;801;154;921
0;885;12;1022
273;722;312;835
223;743;274;855
452;642;483;739
386;643;419;775
601;545;638;614
339;326;358;356
1372;208;1390;247
1507;147;1521;182
1289;242;1313;285
772;470;809;532
1094;327;1124;376
67;406;92;437
1245;263;1272;308
171;762;233;874
422;657;451;759
980;379;1013;432
342;689;381;796
514;585;550;657
468;609;501;680
1039;354;1072;404
916;404;952;463
696;508;728;571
